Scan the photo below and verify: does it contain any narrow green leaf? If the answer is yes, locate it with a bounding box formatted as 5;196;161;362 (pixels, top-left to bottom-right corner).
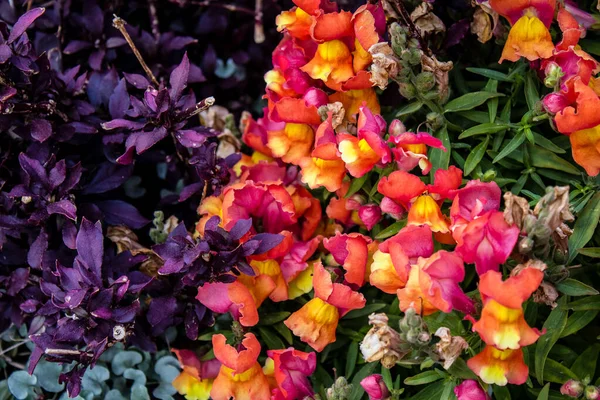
458;110;490;124
525;72;539;110
440;380;456;400
543;358;578;383
528;146;581;175
536;383;550;400
535;297;568;384
273;322;293;345
396;101;423;117
381;365;393;391
404;370;444;385
258;327;285;350
493;131;524;163
466;67;513;82
556;279;599;296
563;296;600;311
375;220;407;240
258;312;291;325
429;126;451;175
458;122;509;139
493;385;511;400
447;358;478;380
464;136;490;176
561;310;599;338
568;193;600;263
579;248;600;258
345;341;359;378
409;384;446;400
345;173;369;198
344;303;387;319
349;362;378;400
485;79;499;123
531;132;566;154
570;344;600;381
444;92;504;113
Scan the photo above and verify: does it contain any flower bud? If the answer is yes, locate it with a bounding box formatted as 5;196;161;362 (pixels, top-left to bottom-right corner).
585;386;600;400
454;379;491;400
390;23;408;54
326;377;353;400
21;196;32;204
398;82;417;99
481;169;497;182
415;72;435;92
388;119;406;137
426;112;444;131
402;49;422;66
360;374;391;400
518;237;534;254
543;62;564;88
359;204;382;231
560;379;584;398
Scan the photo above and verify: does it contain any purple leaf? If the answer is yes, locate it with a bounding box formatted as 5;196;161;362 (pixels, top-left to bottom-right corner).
48;160;66;189
169;52;190;101
63;40;93;54
105;37;127;48
30;119;52;142
62;221;78;249
76;218;104;281
109;78;130;119
8;7;45;44
111;300;140;322
87;69;118;107
82;163;133;195
88;48;106;71
18;153;47;184
27;231;48;269
251;233;284;254
95;200;150;229
124;73;150;89
229;218;252;241
147;297;179;334
0;44;12;63
175;129;206;148
188;63;206;83
8;268;29;296
54;319;85;342
178;182;203;202
118;126;168;162
47;199;77;221
101;118;146;131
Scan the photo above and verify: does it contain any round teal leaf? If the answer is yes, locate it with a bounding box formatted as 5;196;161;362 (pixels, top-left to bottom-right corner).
123;368;146;386
82;365;110;396
104;389;127;400
34;360;65;392
130;383;150;400
153;383;177;400
7;371;37;400
112;351;143;375
154;356;181;383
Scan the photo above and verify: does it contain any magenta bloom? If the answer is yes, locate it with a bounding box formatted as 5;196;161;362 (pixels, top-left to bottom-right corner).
359;204;383;231
449;180;502;225
360;374;390;400
454;380;491;400
389;131;446;175
453;211;519;275
560;380;584;398
268;348;317;400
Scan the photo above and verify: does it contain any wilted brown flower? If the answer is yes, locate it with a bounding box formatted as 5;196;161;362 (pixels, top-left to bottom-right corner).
434;327;469;370
471;8;493;43
107;226;164;276
503;192;532;232
511;259;547;276
533;281;559;309
318;102;346;129
534;186;574;233
360;313;405;368
369;43;400;90
421;54;453;103
410;2;445;37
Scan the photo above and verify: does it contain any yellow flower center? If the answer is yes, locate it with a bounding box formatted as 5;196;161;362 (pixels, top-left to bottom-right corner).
306;297;339;324
285;123;313;141
317;40;352;62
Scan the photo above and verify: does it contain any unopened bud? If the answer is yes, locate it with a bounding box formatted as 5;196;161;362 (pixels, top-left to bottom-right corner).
21;196;32;204
426;112;444;131
390;23;408;54
544;62;564;88
402;49;422;66
481;169;497;182
585;386;600;400
398;82;417;99
415;72;435;92
518;237;534;254
388;119;406;137
561;379;584;398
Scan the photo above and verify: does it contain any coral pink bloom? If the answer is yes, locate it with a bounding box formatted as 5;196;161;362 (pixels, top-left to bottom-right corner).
288;184;322;241
378;167;462;233
242;110;278;157
454;379;491;400
267;348;317;400
172;349;220;400
326;182;363;227
285;261;366;351
280;237;321;299
569;124;600;176
453;211;519;275
196;279;275;327
324;232;374;287
358;204;382;230
467;346;529;386
338;105;392;177
544;77;600;135
221;181;297;234
211;333;271;400
449;180;502;225
389;131;446;175
360;374;391;400
397;251;474;316
369;225;433;294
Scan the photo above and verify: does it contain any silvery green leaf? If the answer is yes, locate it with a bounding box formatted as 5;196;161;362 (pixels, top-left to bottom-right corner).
153;383;177;400
104;389;127;400
154;356;181;383
123;369;146;386
82;366;109;396
34;361;65;392
7;371;37;400
112;351;143;375
99;343;125;363
130;384;150;400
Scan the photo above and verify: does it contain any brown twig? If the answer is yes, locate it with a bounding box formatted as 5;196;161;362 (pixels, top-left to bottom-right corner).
388;0;431;56
112;16;160;88
0;339;30;357
254;0;265;44
173;96;216;123
148;0;161;43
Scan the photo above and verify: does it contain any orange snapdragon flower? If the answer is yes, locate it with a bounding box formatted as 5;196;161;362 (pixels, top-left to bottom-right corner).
211;333;271;400
467;346;529;386
323;232;375;288
285;261;366;351
172;349;220;400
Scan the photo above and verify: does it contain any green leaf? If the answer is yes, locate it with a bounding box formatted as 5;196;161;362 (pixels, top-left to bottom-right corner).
464;136;490;176
346;173;369;198
105;389;127;400
404;370;444;385
486;79;499;123
536;383;550;400
493;384;511;400
273;322;293;345
345;341;359;378
570;344;600;380
535;297;568;384
458;111;490;124
344;303;386;319
81;365;110;396
349;362;378;400
543;358;578;383
409;384;446;400
458;122;509;139
493;131;524;163
568;193;600;263
447;357;478;380
528;145;581;174
375;220;407;240
531;132;565;154
444;92;504;113
7;371;37;400
440;380;456;400
258;312;291;325
258;327;285;349
578;248;600;257
466;67;513;82
556;279;599;296
33;361;64;392
381;365;393;391
429;126;451;175
153;382;177;400
561;310;599;338
525;72;539;110
396;101;423;117
564;296;600;311
112;351;143;375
